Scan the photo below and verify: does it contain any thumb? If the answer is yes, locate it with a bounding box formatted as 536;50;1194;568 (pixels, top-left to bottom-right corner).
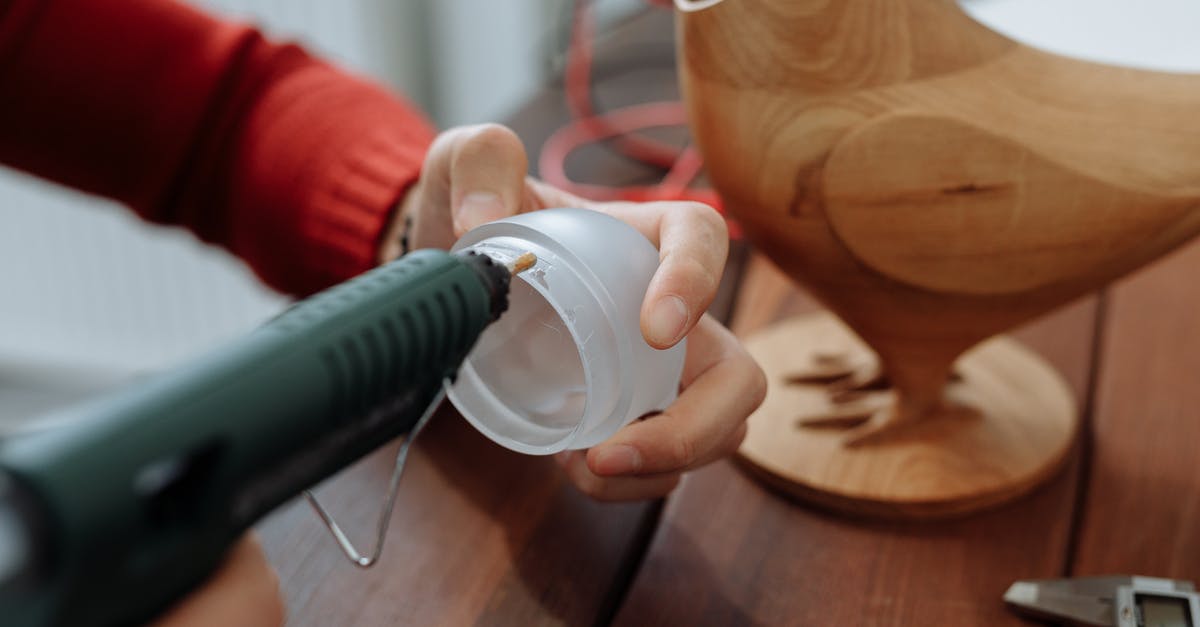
445;124;529;236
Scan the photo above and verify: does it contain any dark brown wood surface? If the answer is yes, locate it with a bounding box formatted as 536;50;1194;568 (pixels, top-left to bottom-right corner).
1069;241;1200;580
613;256;1100;626
257;409;653;626
257;8;1200;626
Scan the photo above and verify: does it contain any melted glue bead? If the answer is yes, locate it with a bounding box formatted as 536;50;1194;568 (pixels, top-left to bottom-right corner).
448;208;687;455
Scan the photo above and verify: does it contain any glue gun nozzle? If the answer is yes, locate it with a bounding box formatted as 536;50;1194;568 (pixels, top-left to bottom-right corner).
507;252;537;275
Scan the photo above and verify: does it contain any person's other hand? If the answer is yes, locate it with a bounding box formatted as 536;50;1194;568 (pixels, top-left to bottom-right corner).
152;534;283;627
380;124;766;501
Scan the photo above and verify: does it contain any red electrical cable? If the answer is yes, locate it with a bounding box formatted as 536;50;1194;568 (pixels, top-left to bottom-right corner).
562;0;683;169
540;0;737;237
539;101;714;204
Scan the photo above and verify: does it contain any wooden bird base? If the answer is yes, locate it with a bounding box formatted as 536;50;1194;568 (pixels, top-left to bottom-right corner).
737;313;1078;520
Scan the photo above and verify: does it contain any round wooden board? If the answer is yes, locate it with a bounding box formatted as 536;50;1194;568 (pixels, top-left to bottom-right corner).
738;312;1079;520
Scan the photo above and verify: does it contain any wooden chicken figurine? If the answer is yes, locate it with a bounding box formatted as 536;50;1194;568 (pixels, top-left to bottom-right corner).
675;0;1200;517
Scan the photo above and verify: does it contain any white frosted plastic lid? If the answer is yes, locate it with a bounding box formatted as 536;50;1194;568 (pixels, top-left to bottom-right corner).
447;208;686;455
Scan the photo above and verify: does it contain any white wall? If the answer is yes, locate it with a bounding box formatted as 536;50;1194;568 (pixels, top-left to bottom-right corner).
962;0;1200;73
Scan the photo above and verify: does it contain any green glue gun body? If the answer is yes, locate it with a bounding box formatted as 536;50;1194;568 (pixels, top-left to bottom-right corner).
0;249;518;627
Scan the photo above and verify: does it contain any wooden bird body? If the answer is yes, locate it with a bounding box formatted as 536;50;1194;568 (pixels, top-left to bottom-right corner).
677;0;1200;441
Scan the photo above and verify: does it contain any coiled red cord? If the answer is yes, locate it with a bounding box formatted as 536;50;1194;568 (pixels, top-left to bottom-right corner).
538;0;737;235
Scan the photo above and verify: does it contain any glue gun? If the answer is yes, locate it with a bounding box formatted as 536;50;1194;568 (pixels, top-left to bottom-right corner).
0;248;532;627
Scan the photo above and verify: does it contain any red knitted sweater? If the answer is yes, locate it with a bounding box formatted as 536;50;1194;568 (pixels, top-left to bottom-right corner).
0;0;435;296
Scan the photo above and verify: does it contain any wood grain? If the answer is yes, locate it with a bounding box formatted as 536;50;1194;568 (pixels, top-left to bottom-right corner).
675;0;1200;495
1070;239;1200;579
737;312;1077;519
257;267;750;627
613;255;1100;625
259;409;651;626
823;113;1196;297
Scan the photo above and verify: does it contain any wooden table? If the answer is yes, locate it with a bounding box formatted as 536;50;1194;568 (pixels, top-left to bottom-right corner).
258;9;1200;625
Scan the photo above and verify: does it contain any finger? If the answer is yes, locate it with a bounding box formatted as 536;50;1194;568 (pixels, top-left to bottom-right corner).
524;177;593;212
527;179;728;347
597;202;728;349
439;124;529;235
556;450;682;501
586;419;747;482
153;534;284;627
586;316;766;476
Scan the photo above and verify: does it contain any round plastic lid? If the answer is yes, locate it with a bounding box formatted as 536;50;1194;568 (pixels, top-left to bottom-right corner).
447;208;686;455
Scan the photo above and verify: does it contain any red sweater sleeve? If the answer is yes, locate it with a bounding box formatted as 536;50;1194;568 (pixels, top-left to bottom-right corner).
0;0;435;295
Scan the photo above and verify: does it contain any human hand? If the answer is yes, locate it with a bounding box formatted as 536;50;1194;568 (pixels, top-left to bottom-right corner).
152;534;283;627
380;124;766;501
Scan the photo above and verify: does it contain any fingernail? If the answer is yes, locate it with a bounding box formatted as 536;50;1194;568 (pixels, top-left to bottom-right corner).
646;295;689;347
592;444;642;475
455;192;506;232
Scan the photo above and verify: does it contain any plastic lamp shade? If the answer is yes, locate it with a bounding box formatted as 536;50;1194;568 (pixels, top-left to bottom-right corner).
448;208;686;455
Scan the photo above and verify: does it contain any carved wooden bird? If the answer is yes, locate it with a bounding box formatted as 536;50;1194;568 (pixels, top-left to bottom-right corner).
677;0;1200;445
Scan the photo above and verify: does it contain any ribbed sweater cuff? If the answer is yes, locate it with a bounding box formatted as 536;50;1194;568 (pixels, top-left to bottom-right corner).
300;132;427;290
223;54;436;297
